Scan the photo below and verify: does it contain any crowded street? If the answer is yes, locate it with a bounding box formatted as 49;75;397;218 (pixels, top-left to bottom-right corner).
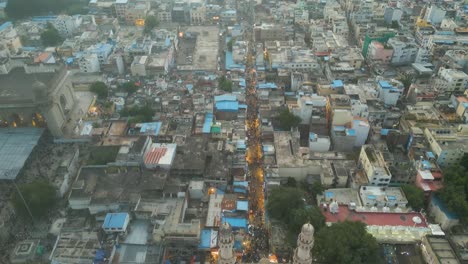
243;27;270;262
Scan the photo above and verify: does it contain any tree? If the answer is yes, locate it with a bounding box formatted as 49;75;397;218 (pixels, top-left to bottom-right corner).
144;15;159;34
401;184;425;211
227;38;235;52
398;73;414;97
218;76;233;92
288;207;325;235
391;21;399;29
11;180;56;219
90;81;108;99
120;82;139;94
310;181;325;196
6;0;67;19
40;23;63;46
277;109;301;130
437;165;468;223
267;187;305;222
284;177;297;187
314;221;383;264
120;105;155;123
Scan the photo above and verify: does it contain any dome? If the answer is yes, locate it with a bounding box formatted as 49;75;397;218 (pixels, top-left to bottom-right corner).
220;222;232;237
301;223;314;234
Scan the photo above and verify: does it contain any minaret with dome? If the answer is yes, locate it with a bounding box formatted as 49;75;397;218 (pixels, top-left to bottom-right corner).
218;222;236;264
292;223;315;264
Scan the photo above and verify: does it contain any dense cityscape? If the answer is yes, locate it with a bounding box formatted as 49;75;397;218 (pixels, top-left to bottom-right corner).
0;0;467;263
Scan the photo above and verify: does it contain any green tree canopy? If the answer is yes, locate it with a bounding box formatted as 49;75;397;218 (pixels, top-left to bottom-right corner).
227;38;235;52
437;164;468;223
40;23;63;46
277;109;301;130
401;184;425;211
288;207;325;235
218;76;233;92
120;82;139;94
314;221;383;264
90;81;108;99
6;0;65;19
12;180;56;219
284;177;297;187
267;187;305;222
144;15;159;34
120;105;154;123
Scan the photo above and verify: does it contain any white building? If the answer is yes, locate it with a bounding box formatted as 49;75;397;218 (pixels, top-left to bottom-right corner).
424;127;468;167
384;7;403;24
130;55;148;77
54;15;81;37
78;53;100;73
377;80;402;106
308;133;331;152
293;95;327;125
143;143;177;169
218;223;236;264
359;145;392;186
352;119;370;147
388;36;418;65
351;99;369;118
434;68;468;97
423;5;446;24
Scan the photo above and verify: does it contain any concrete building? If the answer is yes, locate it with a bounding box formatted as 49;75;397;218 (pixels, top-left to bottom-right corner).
424;127;468;167
377;80;402;106
434;68;468;98
130;55;148;77
367;41;394;65
0;67;75;137
421;236;460;264
0;22;22;57
331;125;356;152
54;15;81;37
384;7;403;24
144;143;177;170
387;36;418;65
359;145;392;186
114;0;128;21
292;95;327;125
102;212;130;233
423;5;446;24
308;132;330;152
78;53;100;73
254;24;286;42
218;223;236;264
359;186;408;208
125;1;150;25
292;223;314;264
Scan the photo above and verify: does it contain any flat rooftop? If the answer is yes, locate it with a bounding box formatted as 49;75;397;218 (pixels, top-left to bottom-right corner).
177;26;219;72
69;167;167;204
0;68;60;104
324;205;428;228
0;128;44;180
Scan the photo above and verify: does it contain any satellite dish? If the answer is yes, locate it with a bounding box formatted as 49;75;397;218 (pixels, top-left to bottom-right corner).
412;216;422;224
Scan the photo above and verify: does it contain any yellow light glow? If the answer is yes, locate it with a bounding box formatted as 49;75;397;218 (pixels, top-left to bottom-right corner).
135;19;145;26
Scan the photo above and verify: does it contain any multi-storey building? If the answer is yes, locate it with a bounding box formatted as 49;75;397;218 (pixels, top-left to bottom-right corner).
434;68;468;98
359;145;392;186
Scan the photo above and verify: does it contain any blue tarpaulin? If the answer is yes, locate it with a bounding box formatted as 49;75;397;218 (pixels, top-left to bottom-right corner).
216;101;239;112
203;113;213;134
236;201;248;211
331;80;343;88
102;213;128;229
222;217;247;230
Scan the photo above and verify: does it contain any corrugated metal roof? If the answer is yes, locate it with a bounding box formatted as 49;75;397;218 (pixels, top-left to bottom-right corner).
0;128;44;180
216;101;239;112
102;213;129;229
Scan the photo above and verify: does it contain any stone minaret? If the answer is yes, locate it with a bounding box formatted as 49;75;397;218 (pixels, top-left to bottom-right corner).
218;222;236;264
293;223;315;264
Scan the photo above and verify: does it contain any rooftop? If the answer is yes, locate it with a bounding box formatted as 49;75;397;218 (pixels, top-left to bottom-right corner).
324;205;428;228
102;212;129;229
0;128;44;180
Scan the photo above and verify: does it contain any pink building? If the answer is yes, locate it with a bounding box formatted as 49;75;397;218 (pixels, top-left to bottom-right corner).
367;41;394;64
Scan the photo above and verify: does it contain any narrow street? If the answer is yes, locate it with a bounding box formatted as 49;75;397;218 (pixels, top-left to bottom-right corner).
243;25;270;262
